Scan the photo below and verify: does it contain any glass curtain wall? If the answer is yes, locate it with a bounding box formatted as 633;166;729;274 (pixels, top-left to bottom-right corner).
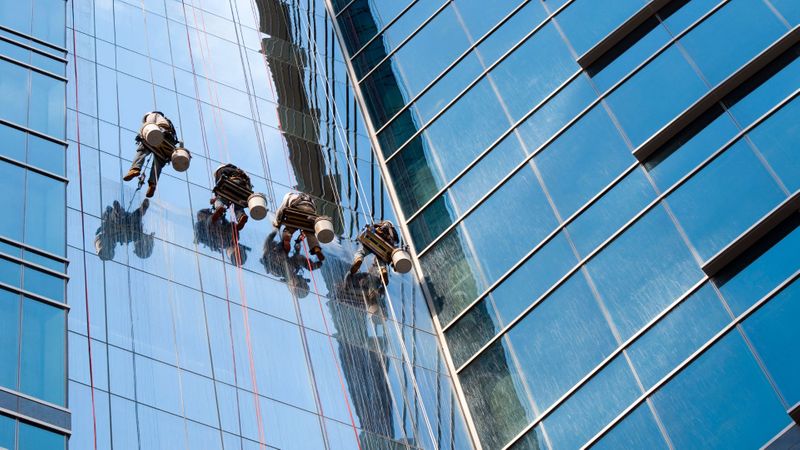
0;0;70;448
65;0;473;449
330;0;800;448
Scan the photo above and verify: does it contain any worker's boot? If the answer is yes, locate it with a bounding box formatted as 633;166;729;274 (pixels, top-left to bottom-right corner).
146;183;156;198
236;214;248;231
350;256;363;274
311;246;325;262
123;168;140;181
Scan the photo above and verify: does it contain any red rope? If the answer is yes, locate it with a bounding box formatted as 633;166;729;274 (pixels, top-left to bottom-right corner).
229;221;267;449
179;2;267;447
70;6;98;449
301;241;364;450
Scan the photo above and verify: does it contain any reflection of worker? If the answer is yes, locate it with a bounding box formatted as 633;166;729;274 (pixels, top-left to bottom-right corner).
194;208;249;265
260;231;320;298
123;111;180;198
95;199;154;260
273;192;325;261
211;164;252;230
350;220;399;282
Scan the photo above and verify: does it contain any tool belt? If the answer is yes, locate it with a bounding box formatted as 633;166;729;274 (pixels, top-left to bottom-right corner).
358;228;395;263
213;175;254;208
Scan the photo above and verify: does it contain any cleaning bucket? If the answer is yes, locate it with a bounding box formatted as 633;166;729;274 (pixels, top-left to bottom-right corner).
314;217;335;244
247;193;268;220
391;248;412;273
171;147;191;172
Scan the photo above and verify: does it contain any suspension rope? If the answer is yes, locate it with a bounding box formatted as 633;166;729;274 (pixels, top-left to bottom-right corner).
69;2;98;449
179;1;268;447
292;5;441;447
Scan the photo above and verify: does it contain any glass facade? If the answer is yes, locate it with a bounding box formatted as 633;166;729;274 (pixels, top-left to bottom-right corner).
4;0;476;448
330;0;800;449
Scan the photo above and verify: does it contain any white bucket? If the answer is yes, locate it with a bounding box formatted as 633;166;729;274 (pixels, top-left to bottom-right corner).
247;193;268;220
314;217;335;244
391;248;412;274
141;123;164;147
171;147;191;172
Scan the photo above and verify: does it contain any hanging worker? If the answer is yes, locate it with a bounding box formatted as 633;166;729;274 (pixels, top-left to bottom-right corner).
350;220;399;283
210;163;253;231
273;192;325;262
123;111;181;198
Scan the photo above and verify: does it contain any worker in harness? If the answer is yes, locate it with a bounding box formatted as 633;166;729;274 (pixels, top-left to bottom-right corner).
273;192;326;262
210;163;252;231
123;111;181;198
350;220;399;283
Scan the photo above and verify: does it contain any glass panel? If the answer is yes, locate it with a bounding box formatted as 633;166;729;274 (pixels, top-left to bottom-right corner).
0;415;13;450
746;95;800;192
679;0;786;86
24;266;64;302
0;289;20;391
29;71;65;138
452;0;523;41
626;284;729;389
446;231;577;367
0;60;29;127
460;338;536;450
606;45;708;147
771;0;800;25
25;171;66;256
587;205;704;341
18;421;65;450
20;298;66;405
0;161;25;242
652;332;789;450
666;140;785;261
544;356;641;450
592;402;670;450
489;22;578;122
507;272;618;413
567;167;657;257
535;104;634;219
337;0;416;54
0;124;26;162
743;280;800;405
557;0;646;56
27;135;65;176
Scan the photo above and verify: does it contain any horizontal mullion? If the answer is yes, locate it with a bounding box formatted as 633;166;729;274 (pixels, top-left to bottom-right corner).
0;154;68;183
346;0;420;61
0;235;69;265
0;251;69;280
0;53;67;81
355;0;451;85
0;24;67;54
412;0;749;258
578;269;800;449
633;24;800;162
0;405;70;436
453;89;799;374
0;119;67;146
0;282;69;310
0;33;68;63
500;275;709;450
373;0;536;136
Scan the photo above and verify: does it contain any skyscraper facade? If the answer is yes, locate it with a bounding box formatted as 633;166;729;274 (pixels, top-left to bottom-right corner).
2;0;475;449
329;0;800;449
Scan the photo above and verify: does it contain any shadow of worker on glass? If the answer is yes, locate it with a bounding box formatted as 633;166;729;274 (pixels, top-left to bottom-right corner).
260;230;322;299
194;208;251;266
94;199;155;261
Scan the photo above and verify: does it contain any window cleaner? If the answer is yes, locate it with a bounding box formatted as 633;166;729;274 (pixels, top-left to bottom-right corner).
210;163;268;231
351;220;412;283
123;111;191;197
273;192;334;262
